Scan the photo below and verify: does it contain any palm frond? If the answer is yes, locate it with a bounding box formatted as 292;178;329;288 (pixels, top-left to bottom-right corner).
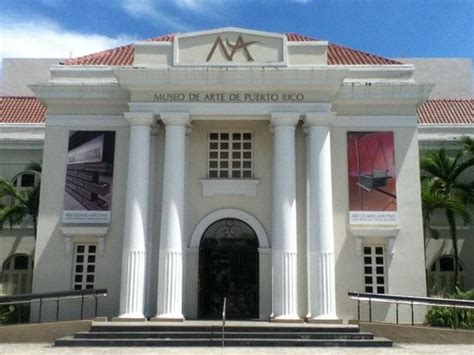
451;157;474;181
24;186;40;217
426;225;441;240
0;161;42;236
0;205;30;229
459;135;474;156
25;161;42;174
0;180;26;203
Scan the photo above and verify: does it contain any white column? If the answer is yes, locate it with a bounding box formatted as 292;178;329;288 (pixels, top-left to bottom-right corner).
155;112;191;320
305;112;337;320
270;112;300;321
119;112;155;319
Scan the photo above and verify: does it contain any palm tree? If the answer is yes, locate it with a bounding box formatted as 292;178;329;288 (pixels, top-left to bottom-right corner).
0;161;42;239
420;148;474;290
460;135;474;157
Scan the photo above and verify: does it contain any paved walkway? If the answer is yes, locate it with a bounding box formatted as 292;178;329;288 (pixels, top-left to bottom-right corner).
0;344;473;354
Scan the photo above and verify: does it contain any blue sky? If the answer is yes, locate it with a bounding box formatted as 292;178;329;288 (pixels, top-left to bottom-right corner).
1;0;472;63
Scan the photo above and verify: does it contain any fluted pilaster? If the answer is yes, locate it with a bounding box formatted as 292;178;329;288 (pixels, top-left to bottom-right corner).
155;112;191;320
270;112;300;321
305;112;337;320
119;112;155;318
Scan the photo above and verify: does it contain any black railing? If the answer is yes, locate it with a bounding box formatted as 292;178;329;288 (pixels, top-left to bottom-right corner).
348;291;474;328
0;288;107;324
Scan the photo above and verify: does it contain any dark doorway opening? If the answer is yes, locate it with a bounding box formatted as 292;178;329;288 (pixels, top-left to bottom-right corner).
198;218;259;319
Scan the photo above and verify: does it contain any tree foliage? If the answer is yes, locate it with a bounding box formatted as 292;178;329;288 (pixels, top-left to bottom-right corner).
0;161;42;239
420;139;474;291
426;288;474;329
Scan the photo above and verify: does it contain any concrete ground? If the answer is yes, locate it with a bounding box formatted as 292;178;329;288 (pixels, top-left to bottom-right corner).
0;344;473;354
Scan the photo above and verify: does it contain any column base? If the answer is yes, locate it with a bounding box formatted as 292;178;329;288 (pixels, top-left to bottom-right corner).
151;314;185;322
112;315;146;322
306;317;343;324
270;315;304;323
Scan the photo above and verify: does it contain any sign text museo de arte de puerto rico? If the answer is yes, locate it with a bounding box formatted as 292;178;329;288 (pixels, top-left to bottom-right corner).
153;92;305;103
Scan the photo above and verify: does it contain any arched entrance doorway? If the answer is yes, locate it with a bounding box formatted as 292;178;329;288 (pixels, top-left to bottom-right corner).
198;218;259;319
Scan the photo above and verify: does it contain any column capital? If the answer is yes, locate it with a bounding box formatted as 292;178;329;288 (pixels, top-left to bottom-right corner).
160;112;192;127
303;112;336;127
124;112;156;126
270;112;300;127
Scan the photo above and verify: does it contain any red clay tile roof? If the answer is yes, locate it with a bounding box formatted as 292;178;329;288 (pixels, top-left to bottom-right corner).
417;99;473;125
63;32;402;66
285;33;316;42
285;33;401;65
1;96;46;124
62;34;174;66
327;44;401;65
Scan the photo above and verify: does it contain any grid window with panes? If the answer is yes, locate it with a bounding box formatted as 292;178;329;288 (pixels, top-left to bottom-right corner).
208;132;252;178
363;246;386;294
73;244;96;290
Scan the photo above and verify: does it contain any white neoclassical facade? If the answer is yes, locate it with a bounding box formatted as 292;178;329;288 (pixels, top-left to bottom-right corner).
28;28;435;322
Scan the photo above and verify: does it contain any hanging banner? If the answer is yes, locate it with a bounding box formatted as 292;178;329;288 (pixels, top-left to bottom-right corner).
62;131;116;224
347;132;397;224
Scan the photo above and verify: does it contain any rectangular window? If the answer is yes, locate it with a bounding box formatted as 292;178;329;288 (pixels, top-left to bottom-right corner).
363;246;386;294
73;244;96;290
208;132;253;179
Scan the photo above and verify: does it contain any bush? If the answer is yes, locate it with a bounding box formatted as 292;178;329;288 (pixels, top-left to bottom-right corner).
426;289;474;329
0;304;30;325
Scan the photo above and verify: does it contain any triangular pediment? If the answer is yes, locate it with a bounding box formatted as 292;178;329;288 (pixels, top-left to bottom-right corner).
173;27;287;66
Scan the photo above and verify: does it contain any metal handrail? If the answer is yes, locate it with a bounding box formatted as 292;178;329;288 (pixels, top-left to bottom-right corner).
222;297;227;347
348;292;474;309
0;288;107;323
348;291;474;328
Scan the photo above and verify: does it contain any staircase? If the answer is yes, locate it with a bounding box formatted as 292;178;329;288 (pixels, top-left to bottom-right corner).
55;321;393;347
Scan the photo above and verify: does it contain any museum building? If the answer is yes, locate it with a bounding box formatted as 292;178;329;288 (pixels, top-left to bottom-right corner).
3;28;447;322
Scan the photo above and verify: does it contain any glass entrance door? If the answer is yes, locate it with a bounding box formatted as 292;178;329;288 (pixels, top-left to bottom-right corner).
198;218;259;319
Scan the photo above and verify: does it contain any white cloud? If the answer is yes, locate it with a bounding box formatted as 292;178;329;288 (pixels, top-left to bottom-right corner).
0;17;135;61
121;0;193;30
120;0;235;30
172;0;227;13
173;0;202;11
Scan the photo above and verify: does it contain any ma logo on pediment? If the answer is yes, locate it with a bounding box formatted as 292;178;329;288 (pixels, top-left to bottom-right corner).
173;28;287;66
206;35;258;62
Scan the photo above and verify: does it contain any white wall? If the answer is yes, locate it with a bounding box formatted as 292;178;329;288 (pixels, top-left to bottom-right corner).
32;117;130;320
0;148;43;181
395;58;472;99
332;122;427;323
2;58;63;96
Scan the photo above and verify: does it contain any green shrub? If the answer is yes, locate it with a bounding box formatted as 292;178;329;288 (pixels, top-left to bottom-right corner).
0;304;30;325
426;289;474;329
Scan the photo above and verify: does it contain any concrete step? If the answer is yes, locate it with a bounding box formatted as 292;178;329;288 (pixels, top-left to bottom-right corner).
90;324;360;333
55;336;393;347
55;321;392;347
73;331;376;340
